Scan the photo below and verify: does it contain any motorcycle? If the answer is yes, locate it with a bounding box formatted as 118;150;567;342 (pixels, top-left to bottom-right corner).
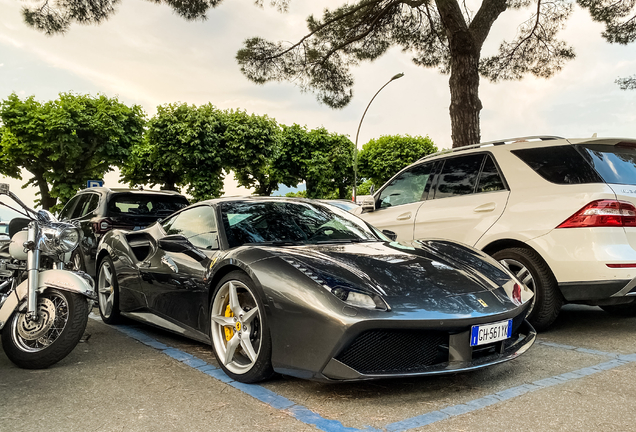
0;183;96;369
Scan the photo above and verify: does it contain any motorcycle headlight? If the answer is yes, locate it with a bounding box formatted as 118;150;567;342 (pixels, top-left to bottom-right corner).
41;224;81;254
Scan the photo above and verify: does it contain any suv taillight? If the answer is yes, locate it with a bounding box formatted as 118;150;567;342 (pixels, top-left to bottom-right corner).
557;200;636;228
93;218;113;234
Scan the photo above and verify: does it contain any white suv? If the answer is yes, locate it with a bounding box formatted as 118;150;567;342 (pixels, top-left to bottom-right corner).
356;136;636;330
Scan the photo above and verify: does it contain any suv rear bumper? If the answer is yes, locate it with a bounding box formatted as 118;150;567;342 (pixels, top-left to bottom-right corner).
559;279;636;301
528;228;636;299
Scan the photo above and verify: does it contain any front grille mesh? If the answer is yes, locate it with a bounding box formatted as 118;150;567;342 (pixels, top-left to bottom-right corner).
335;330;449;374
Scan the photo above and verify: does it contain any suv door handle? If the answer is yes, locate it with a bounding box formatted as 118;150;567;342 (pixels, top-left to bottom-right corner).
474;203;496;213
397;212;412;221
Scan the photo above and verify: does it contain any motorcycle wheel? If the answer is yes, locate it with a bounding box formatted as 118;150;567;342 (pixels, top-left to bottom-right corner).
1;288;89;369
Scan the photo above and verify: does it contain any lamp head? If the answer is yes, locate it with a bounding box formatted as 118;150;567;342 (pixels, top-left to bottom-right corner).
391;72;405;81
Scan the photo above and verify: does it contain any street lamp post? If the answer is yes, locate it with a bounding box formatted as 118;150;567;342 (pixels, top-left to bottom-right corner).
353;72;404;201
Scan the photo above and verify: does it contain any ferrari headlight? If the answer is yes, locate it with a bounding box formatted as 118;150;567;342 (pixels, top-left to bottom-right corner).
331;287;388;311
40;223;81;254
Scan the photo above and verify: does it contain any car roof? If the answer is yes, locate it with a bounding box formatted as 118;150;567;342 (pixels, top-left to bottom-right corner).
199;196;336;206
416;136;636;163
76;187;185;196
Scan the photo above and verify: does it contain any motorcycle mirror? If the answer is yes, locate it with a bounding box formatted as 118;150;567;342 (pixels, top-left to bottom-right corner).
37;209;57;222
0;184;9;195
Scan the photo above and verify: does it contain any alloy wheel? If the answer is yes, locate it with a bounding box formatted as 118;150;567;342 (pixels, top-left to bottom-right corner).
210;280;262;375
98;260;115;319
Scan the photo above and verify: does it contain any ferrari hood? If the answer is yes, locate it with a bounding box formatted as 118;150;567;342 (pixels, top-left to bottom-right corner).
263;239;526;315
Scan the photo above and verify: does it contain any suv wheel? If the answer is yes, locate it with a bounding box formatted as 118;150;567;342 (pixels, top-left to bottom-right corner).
492;247;563;331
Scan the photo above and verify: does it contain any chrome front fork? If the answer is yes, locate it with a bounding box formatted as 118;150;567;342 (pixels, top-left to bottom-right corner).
26;222;40;320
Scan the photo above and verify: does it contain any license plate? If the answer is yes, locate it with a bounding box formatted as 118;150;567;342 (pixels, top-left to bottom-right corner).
470;319;512;346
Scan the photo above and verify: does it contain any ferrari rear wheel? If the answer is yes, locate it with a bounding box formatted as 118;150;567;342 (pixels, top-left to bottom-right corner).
97;256;121;325
210;271;273;383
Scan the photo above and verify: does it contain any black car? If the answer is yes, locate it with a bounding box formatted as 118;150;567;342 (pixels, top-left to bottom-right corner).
59;187;188;276
95;197;535;383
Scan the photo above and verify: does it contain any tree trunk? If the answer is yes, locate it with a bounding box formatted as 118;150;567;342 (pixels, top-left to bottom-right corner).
448;41;482;148
32;170;56;210
162;181;176;191
436;0;507;148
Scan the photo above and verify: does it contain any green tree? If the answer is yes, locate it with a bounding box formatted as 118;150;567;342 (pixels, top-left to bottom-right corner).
222;109;281;196
0;92;144;211
122;102;227;202
358;134;437;187
275;124;354;199
307;128;355;199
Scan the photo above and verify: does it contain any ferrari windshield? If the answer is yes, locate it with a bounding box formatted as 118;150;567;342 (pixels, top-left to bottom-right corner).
221;200;383;248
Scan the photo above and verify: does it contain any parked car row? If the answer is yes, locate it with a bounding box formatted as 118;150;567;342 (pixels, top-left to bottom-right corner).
58;187;189;276
354;136;636;330
4;134;631;384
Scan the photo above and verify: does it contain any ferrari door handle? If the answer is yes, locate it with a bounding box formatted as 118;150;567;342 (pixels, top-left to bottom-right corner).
397;212;412;221
161;256;179;274
474;203;496;213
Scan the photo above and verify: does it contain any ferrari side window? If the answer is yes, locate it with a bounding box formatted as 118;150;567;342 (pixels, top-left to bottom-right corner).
378;162;435;209
162;206;218;249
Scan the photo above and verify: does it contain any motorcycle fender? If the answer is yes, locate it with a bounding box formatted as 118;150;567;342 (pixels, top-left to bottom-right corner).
0;270;95;329
38;269;96;299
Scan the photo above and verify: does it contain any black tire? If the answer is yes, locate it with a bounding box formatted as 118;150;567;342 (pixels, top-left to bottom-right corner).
97;256;121;324
492;247;563;331
600;301;636;317
1;288;89;369
209;271;274;383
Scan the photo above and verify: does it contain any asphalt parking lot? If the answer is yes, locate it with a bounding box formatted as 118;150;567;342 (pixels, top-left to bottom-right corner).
2;305;636;432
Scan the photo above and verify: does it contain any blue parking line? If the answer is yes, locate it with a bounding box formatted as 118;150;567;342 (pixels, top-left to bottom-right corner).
538;341;620;358
89;314;636;432
89;314;372;432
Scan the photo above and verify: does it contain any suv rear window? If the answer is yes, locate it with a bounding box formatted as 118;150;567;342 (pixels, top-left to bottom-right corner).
108;194;188;217
576;144;636;186
512;146;602;184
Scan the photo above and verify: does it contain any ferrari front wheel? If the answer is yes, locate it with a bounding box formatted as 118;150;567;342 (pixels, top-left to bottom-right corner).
209;271;273;383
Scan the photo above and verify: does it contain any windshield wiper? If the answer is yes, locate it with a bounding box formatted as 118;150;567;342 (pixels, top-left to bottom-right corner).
249;241;304;246
313;238;377;244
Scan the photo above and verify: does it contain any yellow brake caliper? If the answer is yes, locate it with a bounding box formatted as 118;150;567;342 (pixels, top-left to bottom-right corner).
224;304;234;342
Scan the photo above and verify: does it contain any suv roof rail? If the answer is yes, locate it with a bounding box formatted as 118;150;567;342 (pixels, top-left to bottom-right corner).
418;135;565;161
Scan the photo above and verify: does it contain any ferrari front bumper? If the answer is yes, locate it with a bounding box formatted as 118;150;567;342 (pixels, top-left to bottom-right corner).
319;319;536;381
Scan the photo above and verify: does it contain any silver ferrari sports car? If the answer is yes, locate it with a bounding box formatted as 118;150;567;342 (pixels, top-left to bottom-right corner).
96;197;536;383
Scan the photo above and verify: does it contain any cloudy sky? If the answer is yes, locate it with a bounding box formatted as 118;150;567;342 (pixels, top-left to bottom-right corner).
1;0;636;211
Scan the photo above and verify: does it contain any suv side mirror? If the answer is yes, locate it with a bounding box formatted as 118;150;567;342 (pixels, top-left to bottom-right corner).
356;195;376;213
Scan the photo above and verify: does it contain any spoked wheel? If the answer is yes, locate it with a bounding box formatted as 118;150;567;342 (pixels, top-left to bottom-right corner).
1;288;89;369
210;271;273;383
492;247;563;331
97;256;121;324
